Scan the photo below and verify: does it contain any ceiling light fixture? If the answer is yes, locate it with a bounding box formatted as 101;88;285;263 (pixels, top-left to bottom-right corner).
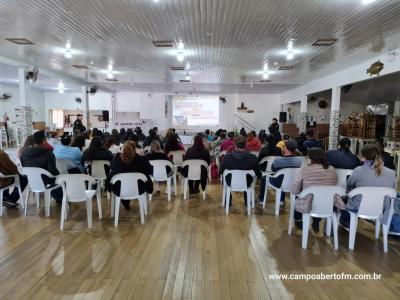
177;40;185;50
185;73;191;81
262;72;269;80
64;41;72;59
261;62;270;79
287;39;294;60
362;0;377;4
185;62;191;70
177;54;185;62
58;81;65;93
107;63;114;79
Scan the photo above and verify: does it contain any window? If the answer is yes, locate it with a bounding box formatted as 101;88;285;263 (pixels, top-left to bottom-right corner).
52;110;64;129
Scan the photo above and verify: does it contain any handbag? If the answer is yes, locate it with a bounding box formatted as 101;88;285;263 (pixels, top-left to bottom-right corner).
295;193;313;214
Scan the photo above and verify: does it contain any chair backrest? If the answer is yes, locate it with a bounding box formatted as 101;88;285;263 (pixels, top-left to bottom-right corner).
56;159;78;174
335;169;353;188
149;160;174;181
259;156;276;173
274;168;299;192
219;150;227;158
56;174;96;201
223;170;256;192
110;172;148;199
250;151;260;157
90;160;110;179
182;159;209;180
168;150;185;166
299;185;346;216
348;187;396;218
21;167;54;192
143;146;151;154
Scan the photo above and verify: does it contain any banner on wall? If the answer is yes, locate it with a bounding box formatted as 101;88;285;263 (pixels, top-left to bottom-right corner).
112;119;154;133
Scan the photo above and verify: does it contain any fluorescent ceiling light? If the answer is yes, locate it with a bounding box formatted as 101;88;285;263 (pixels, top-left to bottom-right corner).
362;0;377;4
177;54;185;62
177;40;185;50
262;72;269;79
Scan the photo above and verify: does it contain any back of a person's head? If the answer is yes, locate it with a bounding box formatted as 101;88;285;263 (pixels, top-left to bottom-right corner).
104;136;116;149
285;139;297;153
112;129;118;136
148;129;156;137
283;134;290;141
246;132;255;140
89;136;103;150
150;140;162;153
299;132;307;139
71;135;85;149
220;132;227;139
308;147;329;169
119;128;126;135
33;131;46;146
205;129;210;135
193;135;205;149
228;131;235;139
121;140;136;164
23;135;34;148
339;138;351;151
234;135;246;149
375;139;385;154
306;130;314;138
361;144;383;176
135;127;143;135
61;136;71;146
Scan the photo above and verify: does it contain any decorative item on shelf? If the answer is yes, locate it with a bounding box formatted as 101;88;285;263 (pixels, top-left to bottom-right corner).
318;100;328;109
367;60;384;76
237;102;254;113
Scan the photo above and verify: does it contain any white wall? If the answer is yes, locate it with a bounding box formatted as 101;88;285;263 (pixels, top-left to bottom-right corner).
0;83;45;122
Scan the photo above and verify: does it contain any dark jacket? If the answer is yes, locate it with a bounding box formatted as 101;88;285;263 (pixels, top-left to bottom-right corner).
183;147;211;190
20;146;59;176
106;154;153;195
258;143;282;161
0;150;19;188
146;152;169;161
219;150;261;178
143;136;164;148
326;149;361;170
81;148;113;165
303;139;322;152
382;152;396;171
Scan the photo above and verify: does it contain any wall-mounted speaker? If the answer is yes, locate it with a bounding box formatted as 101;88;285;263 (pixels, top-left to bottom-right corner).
279;112;287;123
102;110;109;122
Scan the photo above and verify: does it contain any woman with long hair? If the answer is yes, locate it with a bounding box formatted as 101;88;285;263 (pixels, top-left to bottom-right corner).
291;147;338;232
183;135;211;194
71;135;86;152
104;136;120;154
81;136;113;165
106;140;153;210
164;133;185;155
146;140;168;161
17;135;34;159
339;144;397;229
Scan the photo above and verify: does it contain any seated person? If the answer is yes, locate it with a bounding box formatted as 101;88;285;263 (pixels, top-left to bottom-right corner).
164;133;185;159
81;136;113;166
276;134;289;153
376;139;396;171
220;135;261;206
303;130;321;153
0;149;28;208
104;136;120;154
106;141;153;210
183;135;211;194
326;138;361;170
54;136;83;171
146;140;172;184
220;131;235;152
258;134;282;163
143;128;164;149
71;135;86;152
291;148;338;232
20;131;63;204
258;139;303;205
295;133;307;155
47;132;60;148
245;131;262;152
339;145;397;228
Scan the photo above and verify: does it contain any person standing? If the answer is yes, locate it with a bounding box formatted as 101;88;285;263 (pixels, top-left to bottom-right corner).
73;114;87;134
268;117;279;134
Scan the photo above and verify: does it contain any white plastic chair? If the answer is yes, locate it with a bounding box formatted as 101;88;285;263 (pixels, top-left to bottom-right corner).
56;159;80;174
335;169;353;188
289;186;346;249
21;167;60;217
259;156;276;174
250;151;260;157
89;160;111;212
149;160;176;201
168;150;185;167
222;170;256;215
0;172;24;216
56;174;100;230
263;168;298;215
181;160;209;200
110;172;148;226
345;187;396;252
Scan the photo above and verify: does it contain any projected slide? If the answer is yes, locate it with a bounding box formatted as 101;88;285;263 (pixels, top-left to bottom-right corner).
173;96;219;127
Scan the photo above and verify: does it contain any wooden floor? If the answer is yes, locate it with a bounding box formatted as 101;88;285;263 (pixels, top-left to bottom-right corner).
0;181;400;300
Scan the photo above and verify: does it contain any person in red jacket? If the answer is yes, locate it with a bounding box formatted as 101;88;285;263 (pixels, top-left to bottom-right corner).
245;131;262;151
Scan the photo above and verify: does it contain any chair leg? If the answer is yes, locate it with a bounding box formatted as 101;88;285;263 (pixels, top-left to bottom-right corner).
247;189;251;216
225;188;231;214
17;185;24;209
0;190;3;216
35;192;40;208
86;198;93;229
110;194;115;218
332;213;339;250
96;188;102;219
274;188;281;216
173;175;177;196
60;198;67;230
222;184;226;207
114;197;121;227
382;223;389;253
183;179;188;200
139;197;145;224
167;178;171;202
326;217;332;237
44;191;51;217
302;213;311;249
203;185;206;201
375;219;381;239
143;194;148;216
262;182;269;208
288;194;295;235
24;188;30;216
349;213;358;250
